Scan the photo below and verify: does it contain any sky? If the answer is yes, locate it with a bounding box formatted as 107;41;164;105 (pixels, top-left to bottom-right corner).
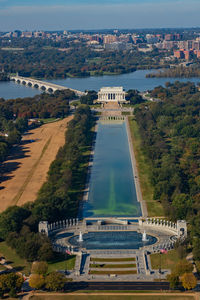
0;0;200;31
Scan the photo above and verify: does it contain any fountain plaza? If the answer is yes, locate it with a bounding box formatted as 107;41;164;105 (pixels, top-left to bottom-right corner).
39;217;187;281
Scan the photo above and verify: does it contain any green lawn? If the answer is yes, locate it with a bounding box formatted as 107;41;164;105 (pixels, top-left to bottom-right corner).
0;242;31;275
47;254;76;273
31;296;195;300
128;117;164;217
91;257;136;262
150;250;180;271
39;117;60;124
90;263;136;269
89;270;137;275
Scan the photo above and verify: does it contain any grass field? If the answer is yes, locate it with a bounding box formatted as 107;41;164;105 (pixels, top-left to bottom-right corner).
91;258;136;262
90;264;136;269
128;117;164;217
0;116;73;211
89;270;137;275
47;254;76;273
150;250;180;271
0;241;31;275
31;294;195;300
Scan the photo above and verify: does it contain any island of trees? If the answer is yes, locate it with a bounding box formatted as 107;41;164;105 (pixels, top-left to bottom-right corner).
146;65;200;78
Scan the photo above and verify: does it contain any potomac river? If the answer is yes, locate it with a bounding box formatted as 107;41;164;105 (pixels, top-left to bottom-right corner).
1;69;200;100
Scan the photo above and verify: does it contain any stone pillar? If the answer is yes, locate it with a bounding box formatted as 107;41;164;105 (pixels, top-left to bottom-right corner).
177;220;187;238
138;218;143;226
39;221;49;236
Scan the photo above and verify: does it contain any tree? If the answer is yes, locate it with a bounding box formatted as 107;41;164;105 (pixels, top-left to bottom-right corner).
174;259;193;276
0;273;24;296
31;261;48;275
29;274;45;290
126;89;145;105
181;272;197;290
0;206;30;240
80;91;97;105
167;273;179;289
37;243;54;261
7;128;21;145
45;272;66;291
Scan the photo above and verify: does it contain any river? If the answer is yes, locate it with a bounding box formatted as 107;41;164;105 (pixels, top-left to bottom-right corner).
1;69;200;100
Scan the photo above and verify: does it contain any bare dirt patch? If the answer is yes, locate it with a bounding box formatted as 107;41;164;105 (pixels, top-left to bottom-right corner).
0;116;73;212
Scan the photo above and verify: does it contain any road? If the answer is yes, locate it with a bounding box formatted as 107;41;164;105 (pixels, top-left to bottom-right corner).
66;281;170;291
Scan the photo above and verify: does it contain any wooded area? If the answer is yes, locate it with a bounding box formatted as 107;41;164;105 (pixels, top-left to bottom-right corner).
134;81;200;259
0;89;75;163
0;38;164;78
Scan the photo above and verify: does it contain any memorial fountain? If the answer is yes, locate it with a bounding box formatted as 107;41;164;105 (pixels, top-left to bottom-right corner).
142;230;148;242
78;231;83;242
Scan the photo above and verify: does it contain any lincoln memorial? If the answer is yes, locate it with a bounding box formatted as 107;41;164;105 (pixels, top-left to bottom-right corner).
97;87;126;102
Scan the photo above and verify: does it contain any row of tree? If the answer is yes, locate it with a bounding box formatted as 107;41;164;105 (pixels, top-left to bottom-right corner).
134;81;200;260
0;105;95;263
29;261;69;291
167;258;196;290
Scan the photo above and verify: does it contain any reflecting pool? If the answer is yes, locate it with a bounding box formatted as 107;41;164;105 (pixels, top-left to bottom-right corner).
83;120;141;217
69;231;157;250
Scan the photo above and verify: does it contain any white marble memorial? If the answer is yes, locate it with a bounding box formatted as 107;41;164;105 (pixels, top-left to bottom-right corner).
97;86;126;102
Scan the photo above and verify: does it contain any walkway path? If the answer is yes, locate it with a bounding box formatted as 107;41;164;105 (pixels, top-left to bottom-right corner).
23;291;200;299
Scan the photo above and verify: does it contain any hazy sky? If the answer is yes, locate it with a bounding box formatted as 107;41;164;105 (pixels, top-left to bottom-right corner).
0;0;200;31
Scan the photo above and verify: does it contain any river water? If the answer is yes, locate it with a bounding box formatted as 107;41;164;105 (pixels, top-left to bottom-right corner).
1;69;200;100
83;120;141;218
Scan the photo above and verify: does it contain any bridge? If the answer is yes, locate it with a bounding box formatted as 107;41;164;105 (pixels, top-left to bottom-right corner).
10;75;86;97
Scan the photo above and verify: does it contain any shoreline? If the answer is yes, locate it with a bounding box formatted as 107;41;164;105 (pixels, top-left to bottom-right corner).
125;116;148;218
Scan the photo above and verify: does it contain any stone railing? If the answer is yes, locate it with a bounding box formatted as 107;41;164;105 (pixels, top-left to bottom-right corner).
48;218;80;233
139;218;178;235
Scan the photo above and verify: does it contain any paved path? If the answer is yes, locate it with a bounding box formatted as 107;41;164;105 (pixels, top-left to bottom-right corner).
27;291;199;298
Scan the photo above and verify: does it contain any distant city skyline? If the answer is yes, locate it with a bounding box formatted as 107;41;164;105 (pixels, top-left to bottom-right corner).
0;0;200;31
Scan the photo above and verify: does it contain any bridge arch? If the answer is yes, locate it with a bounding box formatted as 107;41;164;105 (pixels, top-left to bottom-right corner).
27;82;32;87
22;80;26;85
47;88;54;93
40;86;46;91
